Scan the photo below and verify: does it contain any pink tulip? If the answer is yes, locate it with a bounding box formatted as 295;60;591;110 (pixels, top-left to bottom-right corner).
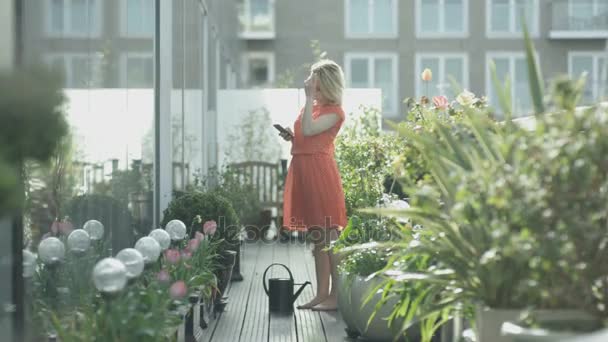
156;269;171;284
421;68;433;82
195;231;205;242
203;220;217;235
181;250;192;261
433;95;449;110
164;249;181;264
187;238;200;252
58;221;74;235
169;280;188;299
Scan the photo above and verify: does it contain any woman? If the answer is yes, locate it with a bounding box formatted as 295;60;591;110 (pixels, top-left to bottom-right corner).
279;59;348;311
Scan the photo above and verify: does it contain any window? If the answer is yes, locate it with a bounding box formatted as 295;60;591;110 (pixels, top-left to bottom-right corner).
45;0;102;37
486;52;538;116
415;54;468;98
345;0;398;38
569;52;607;103
416;0;468;37
121;54;154;88
243;52;274;87
239;0;275;38
121;0;154;37
487;0;539;37
345;53;399;115
46;54;104;88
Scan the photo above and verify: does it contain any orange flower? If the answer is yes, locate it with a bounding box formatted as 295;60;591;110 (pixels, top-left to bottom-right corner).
421;68;433;82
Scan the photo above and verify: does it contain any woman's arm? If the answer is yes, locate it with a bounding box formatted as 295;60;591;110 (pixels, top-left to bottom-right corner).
301;74;340;137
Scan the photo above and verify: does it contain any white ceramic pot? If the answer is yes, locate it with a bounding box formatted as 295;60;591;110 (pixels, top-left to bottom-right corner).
351;275;418;341
337;273;359;338
477;305;597;342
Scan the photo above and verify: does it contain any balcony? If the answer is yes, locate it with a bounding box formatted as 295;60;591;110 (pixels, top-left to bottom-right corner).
238;0;276;39
550;0;608;39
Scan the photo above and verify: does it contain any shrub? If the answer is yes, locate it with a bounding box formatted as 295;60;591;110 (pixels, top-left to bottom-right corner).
161;191;240;247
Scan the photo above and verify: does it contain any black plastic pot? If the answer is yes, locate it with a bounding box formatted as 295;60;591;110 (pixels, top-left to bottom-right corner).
214;250;237;313
231;242;243;282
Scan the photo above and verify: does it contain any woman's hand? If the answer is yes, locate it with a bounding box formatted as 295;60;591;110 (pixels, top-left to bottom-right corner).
304;73;316;99
279;127;294;141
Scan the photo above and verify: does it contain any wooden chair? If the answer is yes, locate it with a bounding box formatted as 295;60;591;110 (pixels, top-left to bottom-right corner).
228;161;285;238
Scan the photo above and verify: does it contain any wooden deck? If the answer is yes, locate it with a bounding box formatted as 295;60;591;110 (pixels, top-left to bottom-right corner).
201;241;353;342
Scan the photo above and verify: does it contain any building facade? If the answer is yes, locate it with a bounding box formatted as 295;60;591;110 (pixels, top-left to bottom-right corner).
239;0;608;118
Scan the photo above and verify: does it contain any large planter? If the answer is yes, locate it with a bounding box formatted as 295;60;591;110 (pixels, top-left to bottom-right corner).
351;275;420;341
337;273;359;338
500;310;601;342
476;305;598;342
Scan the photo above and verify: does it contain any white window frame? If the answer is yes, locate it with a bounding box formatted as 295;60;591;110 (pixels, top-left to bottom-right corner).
344;52;399;116
44;0;102;38
415;0;469;38
415;53;469;98
242;52;275;87
120;52;154;88
485;51;540;115
568;51;606;101
45;53;104;88
486;0;540;38
119;0;155;38
344;0;399;39
239;0;276;39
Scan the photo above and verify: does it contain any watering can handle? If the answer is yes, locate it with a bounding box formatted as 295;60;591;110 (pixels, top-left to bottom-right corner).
262;263;294;295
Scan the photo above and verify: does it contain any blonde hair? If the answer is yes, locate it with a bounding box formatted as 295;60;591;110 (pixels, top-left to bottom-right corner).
311;59;345;105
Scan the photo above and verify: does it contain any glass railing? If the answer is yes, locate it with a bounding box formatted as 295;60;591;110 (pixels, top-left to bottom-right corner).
551;0;608;32
238;0;275;38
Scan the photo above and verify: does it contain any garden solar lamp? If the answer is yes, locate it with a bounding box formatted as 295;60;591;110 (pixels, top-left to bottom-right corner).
38;237;66;309
149;228;171;251
135;236;162;268
93;257;128;301
115;248;145;284
66;229;91;255
165;219;188;245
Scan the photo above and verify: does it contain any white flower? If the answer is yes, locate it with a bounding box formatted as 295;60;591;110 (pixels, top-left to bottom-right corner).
456;90;476;107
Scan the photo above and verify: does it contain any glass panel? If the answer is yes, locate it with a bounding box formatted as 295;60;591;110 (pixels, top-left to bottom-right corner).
445;0;463;32
251;0;271;31
249;58;269;86
349;0;369;34
514;0;534;32
126;56;154;88
374;58;394;112
350;58;369;88
127;0;143;34
445;57;463;96
420;57;440;97
572;56;594;103
514;58;531;115
373;0;393;34
421;0;439;32
51;0;64;32
491;0;510;32
70;0;87;33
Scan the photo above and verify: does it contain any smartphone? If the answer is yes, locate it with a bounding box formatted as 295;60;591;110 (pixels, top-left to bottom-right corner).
273;124;293;137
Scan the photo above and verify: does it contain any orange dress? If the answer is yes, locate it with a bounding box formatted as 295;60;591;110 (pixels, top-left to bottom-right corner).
282;104;348;231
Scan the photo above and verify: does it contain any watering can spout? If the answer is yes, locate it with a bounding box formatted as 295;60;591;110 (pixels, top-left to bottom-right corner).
293;281;311;303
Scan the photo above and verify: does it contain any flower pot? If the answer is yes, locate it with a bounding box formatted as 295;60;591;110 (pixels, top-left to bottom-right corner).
351;275;419;341
214;250;237;312
476;306;598;342
500;310;601;342
230;241;243;282
337;273;359;338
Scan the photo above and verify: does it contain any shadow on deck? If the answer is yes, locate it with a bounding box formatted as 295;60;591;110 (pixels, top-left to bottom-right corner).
201;241;353;342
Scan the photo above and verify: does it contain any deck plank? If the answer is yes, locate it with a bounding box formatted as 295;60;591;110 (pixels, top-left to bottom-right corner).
268;243;298;342
205;242;261;342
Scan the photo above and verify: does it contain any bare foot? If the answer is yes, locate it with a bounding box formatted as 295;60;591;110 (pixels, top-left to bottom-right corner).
297;295;328;309
311;297;337;311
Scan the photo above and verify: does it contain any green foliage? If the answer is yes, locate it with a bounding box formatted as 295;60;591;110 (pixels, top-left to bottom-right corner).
0;66;68;214
335;107;401;216
194;165;263;226
340;247;388;277
162;191;240;247
226;107;281;163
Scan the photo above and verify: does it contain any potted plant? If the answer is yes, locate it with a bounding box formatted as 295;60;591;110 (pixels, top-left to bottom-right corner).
375;26;608;341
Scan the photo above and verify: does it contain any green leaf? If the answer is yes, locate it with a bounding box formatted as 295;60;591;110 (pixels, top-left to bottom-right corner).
522;17;545;115
489;60;513;119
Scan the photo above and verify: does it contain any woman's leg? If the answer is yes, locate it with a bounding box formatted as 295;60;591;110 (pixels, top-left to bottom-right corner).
312;228;340;311
297;229;331;309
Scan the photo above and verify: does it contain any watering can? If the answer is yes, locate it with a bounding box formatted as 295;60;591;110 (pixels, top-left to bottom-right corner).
262;263;310;314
